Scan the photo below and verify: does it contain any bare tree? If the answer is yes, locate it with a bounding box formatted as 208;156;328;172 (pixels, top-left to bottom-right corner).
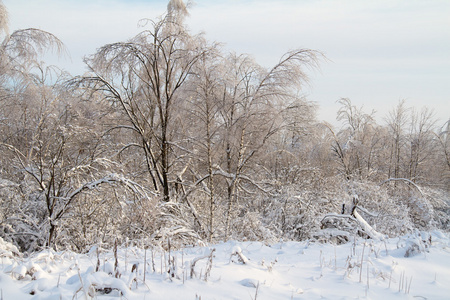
334;98;377;180
326;123;351;180
0;1;8;36
0;0;65;124
1;23;64;86
434;119;450;188
386;100;410;179
217;50;321;239
187;51;224;241
406;107;437;182
78;1;210;202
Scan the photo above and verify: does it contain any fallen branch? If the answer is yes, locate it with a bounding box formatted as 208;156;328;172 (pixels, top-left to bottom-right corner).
231;246;249;264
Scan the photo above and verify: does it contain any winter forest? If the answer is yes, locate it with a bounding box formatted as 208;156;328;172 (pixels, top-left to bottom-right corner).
0;0;450;298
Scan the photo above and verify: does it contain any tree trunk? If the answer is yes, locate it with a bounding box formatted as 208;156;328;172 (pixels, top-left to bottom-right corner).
48;222;57;248
161;117;170;202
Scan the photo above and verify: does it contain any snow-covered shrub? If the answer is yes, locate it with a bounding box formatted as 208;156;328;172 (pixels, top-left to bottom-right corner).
393;231;433;258
260;174;344;242
382;179;444;231
313;179;449;241
0;178;48;251
229;211;277;243
407;195;434;228
319;211;369;241
151;201;204;250
312;228;352;244
1;168;163;253
0;236;21;258
348;181;415;237
57;184;159;252
266;178;421;243
421;187;450;231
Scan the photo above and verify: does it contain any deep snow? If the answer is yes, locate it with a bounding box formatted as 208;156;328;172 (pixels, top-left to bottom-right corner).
1;231;449;299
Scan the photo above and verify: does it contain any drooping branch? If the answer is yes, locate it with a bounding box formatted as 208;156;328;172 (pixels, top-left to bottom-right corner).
380;177;424;196
0;1;9;35
2;28;66;74
52;173;155;224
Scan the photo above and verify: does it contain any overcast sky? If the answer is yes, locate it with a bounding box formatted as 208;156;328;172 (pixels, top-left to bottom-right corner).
3;0;450;125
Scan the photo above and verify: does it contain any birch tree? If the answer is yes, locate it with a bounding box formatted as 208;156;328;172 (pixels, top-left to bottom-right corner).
217;50;321;239
186;51;224;241
0;2;63;86
406;107;437;182
78;0;209;202
334;98;378;180
386;100;409;179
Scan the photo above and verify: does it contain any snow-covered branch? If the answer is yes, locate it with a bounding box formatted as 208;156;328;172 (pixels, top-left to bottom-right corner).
380;178;424;196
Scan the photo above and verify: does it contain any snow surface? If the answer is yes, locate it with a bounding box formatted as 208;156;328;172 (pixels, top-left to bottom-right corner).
1;231;449;299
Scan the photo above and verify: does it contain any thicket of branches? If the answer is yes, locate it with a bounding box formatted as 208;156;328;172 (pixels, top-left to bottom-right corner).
1;0;449;252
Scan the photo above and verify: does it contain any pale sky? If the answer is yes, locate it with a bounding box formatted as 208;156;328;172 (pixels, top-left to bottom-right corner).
3;0;450;125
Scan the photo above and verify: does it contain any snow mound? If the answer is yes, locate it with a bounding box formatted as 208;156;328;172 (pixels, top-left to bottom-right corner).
0;236;21;258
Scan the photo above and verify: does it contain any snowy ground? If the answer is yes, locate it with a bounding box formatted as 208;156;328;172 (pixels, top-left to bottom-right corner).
1;231;449;299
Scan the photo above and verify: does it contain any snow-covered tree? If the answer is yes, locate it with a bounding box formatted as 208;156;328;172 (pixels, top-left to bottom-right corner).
77;1;209;203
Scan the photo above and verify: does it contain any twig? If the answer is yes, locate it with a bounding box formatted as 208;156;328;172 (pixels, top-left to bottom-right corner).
367;263;369;289
204;248;215;281
96;246;100;272
360;242;366;283
407;276;413;294
114;239;119;278
77;269;88;299
253;281;260;300
388;268;393;289
144;248;147;282
334;246;337;271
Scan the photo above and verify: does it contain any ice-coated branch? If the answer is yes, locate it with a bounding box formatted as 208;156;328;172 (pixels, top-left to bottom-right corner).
380;178;424;196
52;173;155;222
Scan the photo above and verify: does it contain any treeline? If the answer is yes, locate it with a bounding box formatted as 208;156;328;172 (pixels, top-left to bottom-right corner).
0;1;449;252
